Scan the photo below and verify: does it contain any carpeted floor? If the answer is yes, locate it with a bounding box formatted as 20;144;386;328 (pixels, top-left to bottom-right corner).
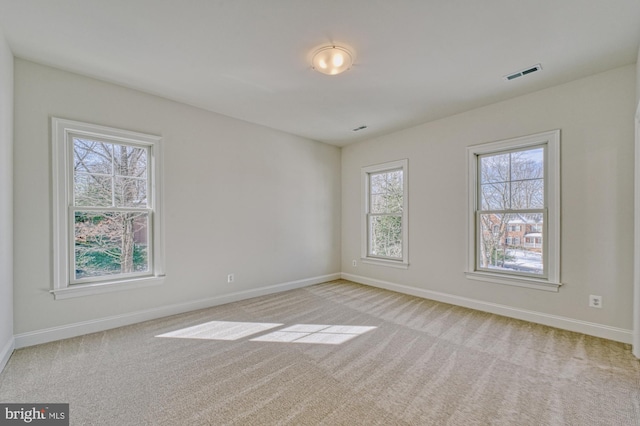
1;280;639;425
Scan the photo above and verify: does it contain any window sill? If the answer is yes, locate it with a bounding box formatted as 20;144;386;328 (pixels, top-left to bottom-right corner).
50;275;165;300
361;258;409;269
465;271;561;292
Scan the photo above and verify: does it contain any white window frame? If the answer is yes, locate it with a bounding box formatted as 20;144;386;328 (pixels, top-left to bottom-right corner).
361;159;409;269
51;117;165;299
466;130;561;291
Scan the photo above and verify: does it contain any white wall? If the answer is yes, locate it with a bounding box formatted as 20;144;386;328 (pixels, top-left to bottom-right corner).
9;56;637;347
342;65;636;338
0;28;14;370
13;59;341;338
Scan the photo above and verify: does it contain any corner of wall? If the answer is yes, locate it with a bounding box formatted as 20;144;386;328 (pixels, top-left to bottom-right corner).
0;25;15;373
0;337;15;372
633;93;640;358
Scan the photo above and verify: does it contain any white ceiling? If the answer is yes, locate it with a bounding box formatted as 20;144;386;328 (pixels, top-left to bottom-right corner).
0;1;638;146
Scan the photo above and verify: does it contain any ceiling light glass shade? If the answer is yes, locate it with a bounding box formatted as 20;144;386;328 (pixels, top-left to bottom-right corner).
311;46;353;75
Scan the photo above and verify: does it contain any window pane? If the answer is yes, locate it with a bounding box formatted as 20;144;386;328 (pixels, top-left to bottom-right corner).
370;170;403;214
480;147;544;211
74;173;113;207
74;139;149;209
73;139;113;174
115;145;147;178
478;213;543;275
369;215;402;258
480;153;510;184
74;211;149;280
370;193;403;214
115;177;147;207
510;148;543;181
480;182;509;210
511;179;544;209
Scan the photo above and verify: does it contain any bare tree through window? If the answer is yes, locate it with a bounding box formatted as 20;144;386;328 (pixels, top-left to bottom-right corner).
478;147;544;275
73;139;149;279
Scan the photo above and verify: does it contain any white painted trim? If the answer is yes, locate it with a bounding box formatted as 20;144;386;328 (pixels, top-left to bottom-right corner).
633;103;640;358
465;271;560;292
51;276;164;300
361;258;409;269
51;117;165;295
466;130;561;289
13;270;631;352
0;336;15;374
15;273;341;349
361;159;409;267
341;273;632;344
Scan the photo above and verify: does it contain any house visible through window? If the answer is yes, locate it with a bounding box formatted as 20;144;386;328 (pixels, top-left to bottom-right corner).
52;118;164;299
466;130;560;291
477;146;545;274
361;159;408;268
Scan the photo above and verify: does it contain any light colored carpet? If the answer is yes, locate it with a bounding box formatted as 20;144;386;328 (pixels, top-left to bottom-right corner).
1;280;639;425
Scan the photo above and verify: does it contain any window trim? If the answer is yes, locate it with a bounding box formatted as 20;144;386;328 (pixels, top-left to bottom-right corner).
465;130;561;291
51;117;165;299
361;159;409;268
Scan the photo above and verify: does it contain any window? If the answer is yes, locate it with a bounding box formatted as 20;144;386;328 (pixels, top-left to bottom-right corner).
466;130;560;291
52;118;164;299
361;159;408;268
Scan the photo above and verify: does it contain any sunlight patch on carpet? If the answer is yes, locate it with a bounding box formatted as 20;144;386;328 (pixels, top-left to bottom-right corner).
156;321;282;341
156;321;376;344
251;324;377;345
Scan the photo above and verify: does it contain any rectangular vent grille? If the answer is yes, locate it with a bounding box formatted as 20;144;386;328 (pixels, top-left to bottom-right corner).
504;64;542;81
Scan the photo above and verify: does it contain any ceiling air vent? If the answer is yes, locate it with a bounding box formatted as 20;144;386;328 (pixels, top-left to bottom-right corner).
503;64;542;81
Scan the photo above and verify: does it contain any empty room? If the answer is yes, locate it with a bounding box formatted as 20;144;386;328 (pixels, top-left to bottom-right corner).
1;1;639;425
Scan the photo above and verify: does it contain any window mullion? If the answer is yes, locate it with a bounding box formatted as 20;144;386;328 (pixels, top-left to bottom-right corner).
477;208;545;215
111;144;116;208
71;206;152;214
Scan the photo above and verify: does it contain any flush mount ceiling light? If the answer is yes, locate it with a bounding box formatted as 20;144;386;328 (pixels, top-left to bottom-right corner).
311;45;353;76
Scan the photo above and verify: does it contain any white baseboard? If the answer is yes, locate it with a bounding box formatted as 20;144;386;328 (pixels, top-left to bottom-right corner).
0;336;15;373
342;273;633;344
14;273;341;349
13;271;632;350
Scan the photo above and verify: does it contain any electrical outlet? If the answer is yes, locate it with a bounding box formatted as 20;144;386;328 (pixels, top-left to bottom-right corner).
352;260;357;267
589;295;602;308
227;273;234;283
